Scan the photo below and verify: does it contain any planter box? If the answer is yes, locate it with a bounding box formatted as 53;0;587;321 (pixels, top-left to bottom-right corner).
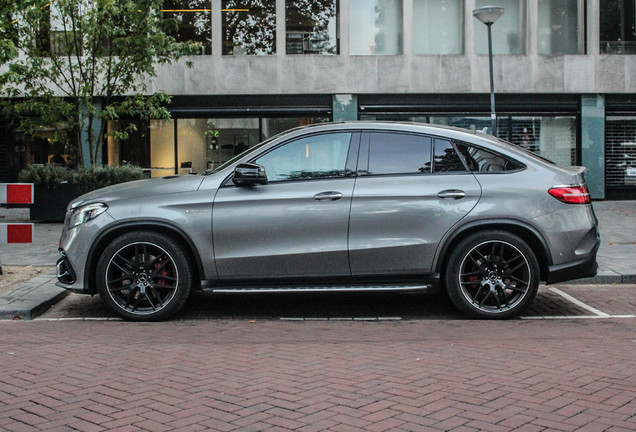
30;183;83;222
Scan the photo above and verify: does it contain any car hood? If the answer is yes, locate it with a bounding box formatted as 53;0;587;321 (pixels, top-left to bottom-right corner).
68;175;206;209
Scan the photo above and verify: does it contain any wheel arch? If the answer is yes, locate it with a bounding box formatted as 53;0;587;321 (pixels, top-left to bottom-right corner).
435;220;552;283
84;221;205;294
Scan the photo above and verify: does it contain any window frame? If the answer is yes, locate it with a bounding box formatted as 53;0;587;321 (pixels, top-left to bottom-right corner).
453;140;526;174
236;131;361;185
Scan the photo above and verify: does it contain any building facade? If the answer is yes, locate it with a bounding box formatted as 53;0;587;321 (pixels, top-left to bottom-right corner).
1;0;635;198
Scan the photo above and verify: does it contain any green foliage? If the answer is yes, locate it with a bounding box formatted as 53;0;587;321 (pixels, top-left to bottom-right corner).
18;164;145;191
0;0;199;167
17;164;70;190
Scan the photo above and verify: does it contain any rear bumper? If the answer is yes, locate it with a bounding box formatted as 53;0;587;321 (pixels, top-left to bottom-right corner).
546;255;598;284
546;228;600;284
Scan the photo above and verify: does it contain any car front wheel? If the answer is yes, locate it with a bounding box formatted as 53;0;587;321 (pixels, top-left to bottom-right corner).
444;231;539;319
96;231;193;321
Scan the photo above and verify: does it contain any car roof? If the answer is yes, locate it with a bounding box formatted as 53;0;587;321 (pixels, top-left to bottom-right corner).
281;121;485;142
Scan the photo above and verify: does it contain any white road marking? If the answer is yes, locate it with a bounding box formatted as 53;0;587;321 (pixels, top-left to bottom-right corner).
521;315;635;320
548;287;610;317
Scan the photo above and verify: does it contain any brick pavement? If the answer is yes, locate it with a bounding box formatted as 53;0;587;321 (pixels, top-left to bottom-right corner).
1;318;635;432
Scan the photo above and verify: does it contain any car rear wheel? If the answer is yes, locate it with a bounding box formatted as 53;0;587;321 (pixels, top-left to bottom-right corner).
96;231;193;321
444;231;539;319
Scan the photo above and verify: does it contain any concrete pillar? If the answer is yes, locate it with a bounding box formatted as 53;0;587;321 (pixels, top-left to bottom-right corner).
587;0;599;55
276;0;285;55
340;0;350;55
581;95;605;199
332;94;357;122
403;0;413;57
212;0;222;57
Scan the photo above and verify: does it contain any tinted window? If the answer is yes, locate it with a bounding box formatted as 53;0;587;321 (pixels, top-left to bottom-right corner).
255;133;351;182
368;133;432;175
455;142;524;172
434;139;466;172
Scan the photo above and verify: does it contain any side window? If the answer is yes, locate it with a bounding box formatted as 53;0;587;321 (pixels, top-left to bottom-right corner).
455;142;524;173
368;133;432;175
255;133;351;182
434;139;467;172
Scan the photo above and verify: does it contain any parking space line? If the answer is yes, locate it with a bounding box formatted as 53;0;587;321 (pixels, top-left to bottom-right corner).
280;317;402;321
548;287;610;317
521;315;636;320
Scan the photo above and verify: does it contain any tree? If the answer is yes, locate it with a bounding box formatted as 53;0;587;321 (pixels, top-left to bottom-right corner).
0;0;199;167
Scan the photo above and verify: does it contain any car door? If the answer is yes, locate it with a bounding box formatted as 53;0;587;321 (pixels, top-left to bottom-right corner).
212;131;359;279
348;132;481;275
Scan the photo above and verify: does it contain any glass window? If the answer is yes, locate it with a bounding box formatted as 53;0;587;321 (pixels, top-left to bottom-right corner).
368;133;431;175
358;114;577;167
475;0;523;54
255;133;351;182
149;120;176;178
262;117;330;140
286;0;339;54
605;116;636;190
434;139;465;172
163;0;212;55
40;2;82;56
455;142;523;172
349;0;402;55
413;0;463;54
600;0;636;54
177;118;259;172
538;0;582;54
222;0;276;55
107;120;150;169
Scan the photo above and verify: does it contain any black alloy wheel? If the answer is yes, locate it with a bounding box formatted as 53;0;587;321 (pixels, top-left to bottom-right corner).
445;231;539;319
96;231;193;321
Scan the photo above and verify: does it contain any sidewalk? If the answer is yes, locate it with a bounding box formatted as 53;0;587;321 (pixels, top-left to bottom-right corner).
1;201;635;319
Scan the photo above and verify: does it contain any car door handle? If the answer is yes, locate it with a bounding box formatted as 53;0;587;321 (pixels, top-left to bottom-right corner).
437;190;466;199
314;191;343;201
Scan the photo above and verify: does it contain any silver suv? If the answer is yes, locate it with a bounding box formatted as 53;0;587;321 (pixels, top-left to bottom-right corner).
57;122;599;320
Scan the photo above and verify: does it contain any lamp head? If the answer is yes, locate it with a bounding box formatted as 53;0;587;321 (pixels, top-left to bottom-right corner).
473;6;504;25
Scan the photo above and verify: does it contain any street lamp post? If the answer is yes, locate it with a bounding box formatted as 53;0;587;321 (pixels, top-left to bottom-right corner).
473;6;504;137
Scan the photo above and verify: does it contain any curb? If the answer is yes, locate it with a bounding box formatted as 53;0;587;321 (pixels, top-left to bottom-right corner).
567;271;636;285
0;271;69;320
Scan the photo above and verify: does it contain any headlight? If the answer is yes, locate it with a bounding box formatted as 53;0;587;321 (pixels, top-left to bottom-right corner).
68;203;108;228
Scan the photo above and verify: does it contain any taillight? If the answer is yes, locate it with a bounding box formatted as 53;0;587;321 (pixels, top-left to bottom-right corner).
548;185;591;204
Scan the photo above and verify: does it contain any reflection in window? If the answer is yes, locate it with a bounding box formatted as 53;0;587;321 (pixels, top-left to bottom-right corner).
286;0;339;54
107;120;150;169
261;117;330;140
538;0;582;54
349;0;402;55
413;0;463;54
222;0;276;55
163;0;212;55
475;0;523;54
600;0;636;54
178;118;259;172
149;120;176;178
455;142;523;172
368;133;431;175
39;2;83;56
434;139;465;172
362;114;577;167
256;133;351;181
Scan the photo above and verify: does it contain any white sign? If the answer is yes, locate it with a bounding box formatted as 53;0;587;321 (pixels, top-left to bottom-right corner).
627;167;636;177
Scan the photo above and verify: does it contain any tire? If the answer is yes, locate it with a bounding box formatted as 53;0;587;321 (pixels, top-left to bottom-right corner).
96;231;193;321
444;230;539;319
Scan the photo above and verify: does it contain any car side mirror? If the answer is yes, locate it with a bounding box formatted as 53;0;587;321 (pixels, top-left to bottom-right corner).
233;163;268;186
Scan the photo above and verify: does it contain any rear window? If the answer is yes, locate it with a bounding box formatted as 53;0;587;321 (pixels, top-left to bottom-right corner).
455;142;524;173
